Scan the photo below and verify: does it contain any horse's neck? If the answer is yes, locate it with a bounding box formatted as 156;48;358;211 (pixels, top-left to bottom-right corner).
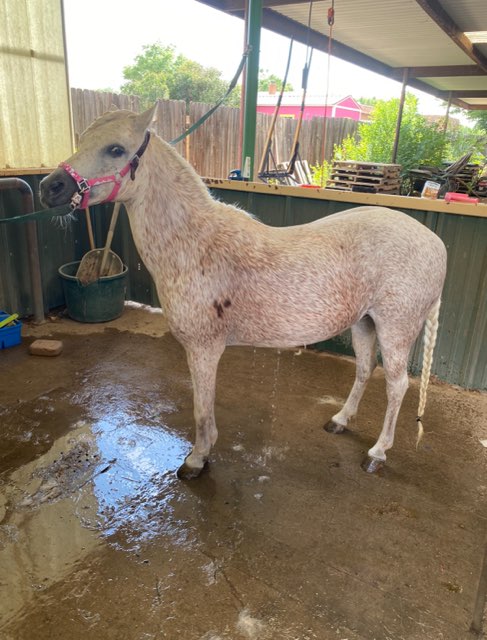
131;135;211;219
124;135;214;274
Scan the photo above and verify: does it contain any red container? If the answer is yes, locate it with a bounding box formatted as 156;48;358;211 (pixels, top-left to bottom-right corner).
444;192;479;204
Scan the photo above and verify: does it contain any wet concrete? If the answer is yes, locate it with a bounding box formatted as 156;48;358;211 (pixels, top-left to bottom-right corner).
0;306;486;640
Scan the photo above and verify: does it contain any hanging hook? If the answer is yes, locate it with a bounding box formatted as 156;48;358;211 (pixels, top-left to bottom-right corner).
328;0;335;26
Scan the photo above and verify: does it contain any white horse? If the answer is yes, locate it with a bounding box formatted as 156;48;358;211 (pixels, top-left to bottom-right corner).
40;106;447;479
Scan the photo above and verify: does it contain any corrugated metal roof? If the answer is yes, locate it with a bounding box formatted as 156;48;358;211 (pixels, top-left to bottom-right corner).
198;0;487;110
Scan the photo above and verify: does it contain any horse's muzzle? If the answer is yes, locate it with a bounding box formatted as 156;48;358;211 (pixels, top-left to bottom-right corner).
40;169;77;207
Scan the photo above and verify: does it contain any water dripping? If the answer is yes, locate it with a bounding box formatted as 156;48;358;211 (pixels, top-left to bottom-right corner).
269;349;282;426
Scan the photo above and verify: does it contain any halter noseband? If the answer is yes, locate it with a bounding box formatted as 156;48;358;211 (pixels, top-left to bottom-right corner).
59;130;151;210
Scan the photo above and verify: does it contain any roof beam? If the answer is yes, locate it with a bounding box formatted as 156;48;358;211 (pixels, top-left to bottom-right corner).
446;90;487;98
415;0;487;73
401;65;487;78
463;103;487;110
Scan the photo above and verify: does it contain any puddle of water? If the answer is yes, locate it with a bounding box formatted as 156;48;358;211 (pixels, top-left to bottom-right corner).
0;403;192;631
90;414;189;544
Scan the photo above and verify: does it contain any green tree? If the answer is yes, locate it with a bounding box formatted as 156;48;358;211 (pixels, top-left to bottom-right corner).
357;97;379;106
121;43;241;108
335;94;447;175
170;56;241;106
258;70;293;92
467;110;487;132
444;124;487;165
121;43;175;104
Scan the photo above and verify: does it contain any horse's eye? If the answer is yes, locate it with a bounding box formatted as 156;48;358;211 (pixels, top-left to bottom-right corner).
107;145;126;158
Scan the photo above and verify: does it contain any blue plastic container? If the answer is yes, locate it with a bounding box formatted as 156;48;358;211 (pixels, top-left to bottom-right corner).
0;311;22;349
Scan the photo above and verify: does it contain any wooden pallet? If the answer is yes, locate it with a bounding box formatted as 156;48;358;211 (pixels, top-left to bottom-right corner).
330;173;400;185
327;182;400;193
326;160;402;194
328;179;401;189
332;161;401;177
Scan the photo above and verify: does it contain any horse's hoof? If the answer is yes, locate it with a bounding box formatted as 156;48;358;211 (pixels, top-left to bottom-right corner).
324;420;345;434
361;456;385;474
176;459;209;480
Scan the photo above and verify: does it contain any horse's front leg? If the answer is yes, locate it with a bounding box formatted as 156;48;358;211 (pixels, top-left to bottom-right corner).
177;341;225;480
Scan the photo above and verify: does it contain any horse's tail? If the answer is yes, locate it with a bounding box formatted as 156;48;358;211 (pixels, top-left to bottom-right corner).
416;297;441;447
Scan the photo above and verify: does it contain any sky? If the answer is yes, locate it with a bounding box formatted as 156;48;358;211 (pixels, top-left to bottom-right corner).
62;0;449;116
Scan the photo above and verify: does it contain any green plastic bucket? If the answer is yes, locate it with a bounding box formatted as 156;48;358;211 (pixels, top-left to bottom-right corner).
59;261;128;323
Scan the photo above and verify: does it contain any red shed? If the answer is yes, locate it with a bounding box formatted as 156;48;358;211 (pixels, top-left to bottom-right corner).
257;91;371;121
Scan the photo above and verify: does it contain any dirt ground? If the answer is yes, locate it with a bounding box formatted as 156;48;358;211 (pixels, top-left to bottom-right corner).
0;304;486;640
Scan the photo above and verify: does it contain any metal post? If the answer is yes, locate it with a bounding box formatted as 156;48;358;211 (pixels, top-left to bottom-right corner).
241;0;262;181
238;0;249;166
391;68;409;164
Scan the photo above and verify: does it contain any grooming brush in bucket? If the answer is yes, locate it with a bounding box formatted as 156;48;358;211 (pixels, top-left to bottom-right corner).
76;202;123;285
59;203;128;323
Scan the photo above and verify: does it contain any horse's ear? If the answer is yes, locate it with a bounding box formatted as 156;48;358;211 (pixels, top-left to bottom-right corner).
137;104;158;132
108;104;119;112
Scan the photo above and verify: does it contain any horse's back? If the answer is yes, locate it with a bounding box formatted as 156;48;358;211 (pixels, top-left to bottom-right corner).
294;205;432;237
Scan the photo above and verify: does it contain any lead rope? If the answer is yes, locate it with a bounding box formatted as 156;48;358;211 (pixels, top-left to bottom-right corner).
0;203;72;224
170;48;249;146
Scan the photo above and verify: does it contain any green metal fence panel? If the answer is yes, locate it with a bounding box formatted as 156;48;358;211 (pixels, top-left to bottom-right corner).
432;214;487;389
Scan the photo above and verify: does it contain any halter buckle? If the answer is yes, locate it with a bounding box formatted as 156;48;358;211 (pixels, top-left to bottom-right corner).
77;178;90;193
70;192;83;210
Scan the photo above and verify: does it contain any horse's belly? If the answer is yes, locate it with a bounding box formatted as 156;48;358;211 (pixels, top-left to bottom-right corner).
227;305;357;349
227;330;338;349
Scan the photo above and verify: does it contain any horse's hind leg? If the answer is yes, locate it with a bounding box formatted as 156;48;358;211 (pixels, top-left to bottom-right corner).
325;315;377;433
177;341;225;480
361;333;411;473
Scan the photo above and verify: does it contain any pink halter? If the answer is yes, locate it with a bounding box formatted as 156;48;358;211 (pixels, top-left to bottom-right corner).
60;130;151;210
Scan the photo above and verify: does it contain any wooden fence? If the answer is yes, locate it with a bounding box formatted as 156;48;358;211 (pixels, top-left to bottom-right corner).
70;88;359;180
70;89;142;148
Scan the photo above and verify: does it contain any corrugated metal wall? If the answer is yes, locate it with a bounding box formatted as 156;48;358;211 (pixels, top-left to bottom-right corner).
0;0;72;169
0;180;485;390
0;176;93;316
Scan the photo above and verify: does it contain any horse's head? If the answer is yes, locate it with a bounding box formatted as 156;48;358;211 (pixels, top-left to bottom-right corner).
40;105;156;209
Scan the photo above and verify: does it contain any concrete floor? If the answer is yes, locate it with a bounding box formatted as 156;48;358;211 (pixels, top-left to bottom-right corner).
0;305;486;640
